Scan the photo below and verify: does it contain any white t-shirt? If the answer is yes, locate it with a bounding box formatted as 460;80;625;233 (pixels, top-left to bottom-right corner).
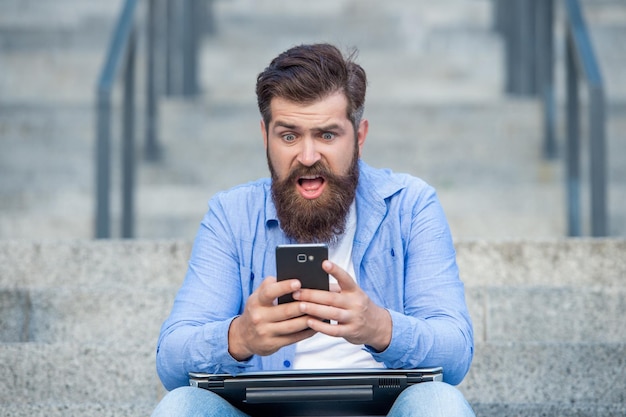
293;203;384;370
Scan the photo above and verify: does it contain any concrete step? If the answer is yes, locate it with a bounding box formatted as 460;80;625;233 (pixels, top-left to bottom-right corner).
2;240;624;289
459;342;626;412
455;239;626;288
0;342;163;404
0;240;190;290
0;341;623;414
471;402;626;417
0;104;93;194
201;2;503;104
2;240;625;345
581;0;626;101
2;239;625;286
0;49;107;104
2;276;623;348
0;287;173;346
0;0;123;27
2;278;624;345
0;239;624;416
0;403;153;417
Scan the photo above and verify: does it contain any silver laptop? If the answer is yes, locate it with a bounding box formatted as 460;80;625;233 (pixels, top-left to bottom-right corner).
189;367;443;416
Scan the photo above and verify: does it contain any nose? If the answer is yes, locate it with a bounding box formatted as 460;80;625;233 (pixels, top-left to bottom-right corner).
297;138;321;167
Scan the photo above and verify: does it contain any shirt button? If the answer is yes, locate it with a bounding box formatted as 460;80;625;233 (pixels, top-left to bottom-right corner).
283;360;291;368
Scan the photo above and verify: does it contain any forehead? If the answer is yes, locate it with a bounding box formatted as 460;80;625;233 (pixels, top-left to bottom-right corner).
268;92;350;127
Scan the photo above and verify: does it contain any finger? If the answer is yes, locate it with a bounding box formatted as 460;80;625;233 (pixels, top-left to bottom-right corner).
305;316;343;338
248;297;311;328
275;327;318;347
298;298;348;323
257;277;301;305
274;314;316;336
322;260;357;291
292;287;341;308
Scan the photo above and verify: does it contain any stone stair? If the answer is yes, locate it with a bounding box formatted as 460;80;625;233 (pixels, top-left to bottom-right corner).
0;240;186;416
456;240;626;415
1;239;625;416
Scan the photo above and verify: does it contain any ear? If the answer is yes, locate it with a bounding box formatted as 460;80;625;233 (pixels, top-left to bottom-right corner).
261;119;268;150
356;119;368;156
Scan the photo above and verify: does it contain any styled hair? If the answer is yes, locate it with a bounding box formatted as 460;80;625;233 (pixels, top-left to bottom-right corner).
256;43;367;131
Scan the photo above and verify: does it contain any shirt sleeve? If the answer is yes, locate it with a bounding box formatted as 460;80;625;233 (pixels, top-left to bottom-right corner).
155;195;253;391
366;186;474;385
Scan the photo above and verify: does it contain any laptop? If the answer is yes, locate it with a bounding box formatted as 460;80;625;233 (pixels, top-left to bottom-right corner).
189;367;443;416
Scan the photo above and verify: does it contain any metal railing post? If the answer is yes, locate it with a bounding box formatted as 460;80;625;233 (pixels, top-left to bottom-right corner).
537;0;557;159
163;0;201;97
565;30;581;237
94;0;138;238
145;0;161;161
96;93;112;238
182;0;193;96
496;0;607;236
589;85;607;236
564;0;608;237
122;29;137;238
166;0;178;95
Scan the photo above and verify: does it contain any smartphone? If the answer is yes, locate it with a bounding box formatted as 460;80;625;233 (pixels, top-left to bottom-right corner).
276;243;329;304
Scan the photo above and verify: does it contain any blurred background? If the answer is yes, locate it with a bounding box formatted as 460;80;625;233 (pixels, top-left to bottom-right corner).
0;0;624;241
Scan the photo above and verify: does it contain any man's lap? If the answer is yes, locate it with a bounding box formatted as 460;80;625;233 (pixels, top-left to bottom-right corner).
151;382;474;417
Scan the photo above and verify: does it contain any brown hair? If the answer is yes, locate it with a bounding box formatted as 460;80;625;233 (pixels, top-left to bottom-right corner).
256;43;367;132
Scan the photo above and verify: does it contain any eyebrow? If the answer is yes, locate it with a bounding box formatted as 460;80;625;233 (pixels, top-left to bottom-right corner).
272;121;298;131
272;121;345;134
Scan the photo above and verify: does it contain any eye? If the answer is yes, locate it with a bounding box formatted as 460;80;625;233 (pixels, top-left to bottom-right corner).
282;133;296;142
321;132;335;141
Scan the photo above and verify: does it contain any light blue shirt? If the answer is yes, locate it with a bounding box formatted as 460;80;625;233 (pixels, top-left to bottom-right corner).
156;161;474;390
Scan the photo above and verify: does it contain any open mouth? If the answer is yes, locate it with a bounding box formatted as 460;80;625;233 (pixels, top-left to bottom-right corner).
297;175;326;199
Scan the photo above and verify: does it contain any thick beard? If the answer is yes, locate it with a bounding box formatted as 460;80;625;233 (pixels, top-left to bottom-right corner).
269;151;359;244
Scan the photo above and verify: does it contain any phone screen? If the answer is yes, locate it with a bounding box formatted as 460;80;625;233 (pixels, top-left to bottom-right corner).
276;244;329;304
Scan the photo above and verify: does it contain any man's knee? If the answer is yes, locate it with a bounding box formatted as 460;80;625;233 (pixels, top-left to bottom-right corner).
151;386;247;417
388;382;475;417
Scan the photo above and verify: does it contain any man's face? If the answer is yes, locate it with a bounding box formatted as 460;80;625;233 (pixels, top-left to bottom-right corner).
262;91;368;243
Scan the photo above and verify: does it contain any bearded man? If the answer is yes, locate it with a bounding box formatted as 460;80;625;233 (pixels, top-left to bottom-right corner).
152;43;475;417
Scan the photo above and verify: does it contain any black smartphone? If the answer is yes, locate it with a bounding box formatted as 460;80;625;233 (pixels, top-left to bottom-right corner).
276;243;329;304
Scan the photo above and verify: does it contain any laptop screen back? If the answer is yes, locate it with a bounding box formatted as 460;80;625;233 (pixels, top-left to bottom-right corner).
189;368;443;416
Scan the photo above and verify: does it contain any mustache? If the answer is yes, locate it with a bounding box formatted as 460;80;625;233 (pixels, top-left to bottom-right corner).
285;161;332;183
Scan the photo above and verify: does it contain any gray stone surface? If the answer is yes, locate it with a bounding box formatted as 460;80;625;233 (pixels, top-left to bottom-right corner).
471;403;626;417
0;240;190;289
0;289;29;342
476;286;626;343
26;287;172;346
456;239;626;287
459;342;626;405
0;404;154;417
0;239;625;415
0;343;162;404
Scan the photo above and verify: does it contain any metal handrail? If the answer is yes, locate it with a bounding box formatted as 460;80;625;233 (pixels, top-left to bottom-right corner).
564;0;607;236
95;0;207;238
95;0;139;239
495;0;607;237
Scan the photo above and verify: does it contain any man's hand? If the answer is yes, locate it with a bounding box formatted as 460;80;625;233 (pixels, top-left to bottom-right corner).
293;260;392;352
228;277;316;361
